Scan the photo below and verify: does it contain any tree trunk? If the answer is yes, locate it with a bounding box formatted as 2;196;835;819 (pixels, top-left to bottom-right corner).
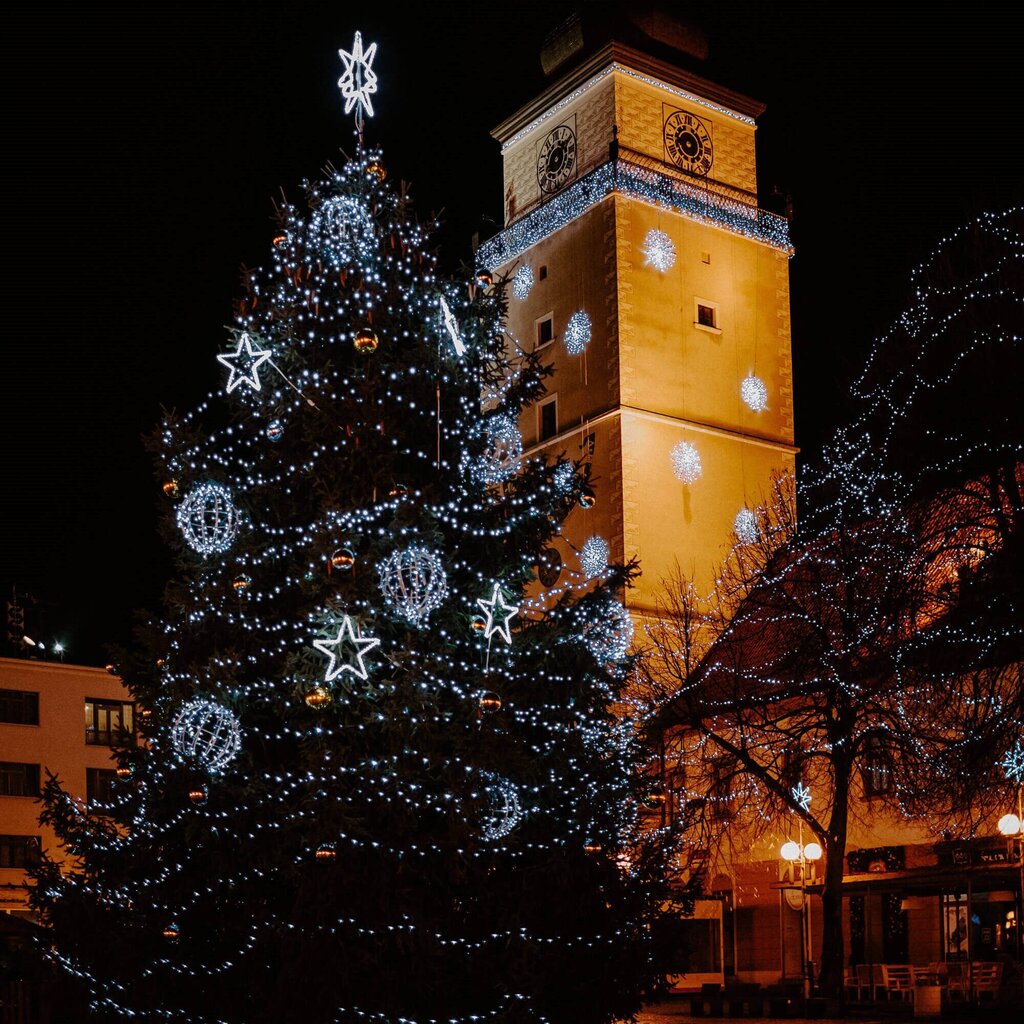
817;773;850;1000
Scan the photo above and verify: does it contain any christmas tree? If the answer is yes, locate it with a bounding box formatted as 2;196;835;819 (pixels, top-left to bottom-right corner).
30;33;678;1024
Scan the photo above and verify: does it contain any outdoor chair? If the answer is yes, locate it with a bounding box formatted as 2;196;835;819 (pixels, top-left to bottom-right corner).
973;962;1002;1003
881;963;914;1001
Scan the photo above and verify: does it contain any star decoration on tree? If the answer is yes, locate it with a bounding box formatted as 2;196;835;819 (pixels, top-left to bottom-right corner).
439;295;465;357
337;31;378;120
791;781;812;812
1001;739;1024;786
476;584;519;645
217;332;272;393
312;615;381;682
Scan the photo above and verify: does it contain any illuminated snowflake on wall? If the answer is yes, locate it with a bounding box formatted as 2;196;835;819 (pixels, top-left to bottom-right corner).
580;536;609;579
176;482;241;556
564;310;591;355
511;264;534;300
308;194;376;268
734;507;759;545
740;374;769;412
640;228;676;272
1001;740;1024;785
378;544;448;627
671;441;702;485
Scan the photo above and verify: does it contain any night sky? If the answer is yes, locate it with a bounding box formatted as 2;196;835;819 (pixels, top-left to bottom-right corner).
3;1;1021;666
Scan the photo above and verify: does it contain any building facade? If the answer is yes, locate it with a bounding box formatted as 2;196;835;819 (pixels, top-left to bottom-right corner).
0;657;132;918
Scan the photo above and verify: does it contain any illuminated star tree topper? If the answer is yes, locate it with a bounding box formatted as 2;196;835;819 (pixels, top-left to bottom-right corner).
337;30;379;138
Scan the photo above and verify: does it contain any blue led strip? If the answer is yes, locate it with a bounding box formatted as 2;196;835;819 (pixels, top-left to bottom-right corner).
478;157;793;269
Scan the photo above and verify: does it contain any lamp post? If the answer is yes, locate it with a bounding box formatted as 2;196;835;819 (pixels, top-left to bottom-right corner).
781;823;823;1002
998;789;1024;1002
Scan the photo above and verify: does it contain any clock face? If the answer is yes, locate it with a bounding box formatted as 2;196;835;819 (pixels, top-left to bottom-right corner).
536;124;577;194
664;110;713;176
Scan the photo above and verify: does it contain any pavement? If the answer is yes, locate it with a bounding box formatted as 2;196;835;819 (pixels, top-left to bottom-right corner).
629;996;996;1022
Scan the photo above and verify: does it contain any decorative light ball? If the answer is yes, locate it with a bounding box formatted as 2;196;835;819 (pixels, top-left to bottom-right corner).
553;461;575;494
265;420;284;443
388;483;409;500
478;692;502;713
580;536;610;579
578;485;597;509
272;232;290;251
740;374;769;412
315;843;337;861
378;544;449;627
308;194;376;267
330;548;356;572
780;840;801;862
641;228;676;272
478;772;522;842
511;264;534;300
584;840;603;854
187;787;207;806
304;686;333;710
471;615;487;633
580;599;634;663
467;413;523;485
115;765;133;780
176;482;240;556
162;922;180;942
354;327;379;353
170;699;242;774
232;574;251;594
671;441;702;485
162;479;180;500
475;268;493;289
564;309;592;356
734;507;759;545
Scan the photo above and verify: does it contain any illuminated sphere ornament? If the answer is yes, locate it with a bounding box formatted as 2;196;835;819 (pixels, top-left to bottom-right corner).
354;327;379;353
671;441;702;485
580;536;610;579
330;548;356;572
740;373;769;412
265;420;284;442
272;232;289;251
232;574;252;594
187;787;207;806
304;686;333;710
478;772;522;842
162;479;180;499
578;485;597;509
378;544;449;627
478;692;502;714
471;615;487;633
170;699;242;774
315;843;337;862
580;599;634;664
475;268;493;289
308;194;376;268
584;840;603;854
511;264;534;300
162;922;180;942
115;765;132;780
366;161;386;181
176;482;241;557
466;413;523;485
734;507;759;545
564;309;592;356
641;228;676;272
388;483;409;500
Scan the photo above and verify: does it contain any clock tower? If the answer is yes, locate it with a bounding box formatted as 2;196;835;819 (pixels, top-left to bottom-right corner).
477;10;796;619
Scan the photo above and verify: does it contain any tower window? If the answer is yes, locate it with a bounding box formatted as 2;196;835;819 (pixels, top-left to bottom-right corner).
539;265;548;280
694;298;721;334
535;313;554;350
538;395;558;441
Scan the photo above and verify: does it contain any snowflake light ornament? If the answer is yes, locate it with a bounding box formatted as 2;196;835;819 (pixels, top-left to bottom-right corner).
641;228;676;272
217;332;272;394
1001;740;1024;785
312;615;381;683
671;440;702;485
734;507;759;545
791;781;812;812
511;264;534;300
580;536;610;579
337;31;378;120
740;373;769;412
476;584;519;645
564;310;591;355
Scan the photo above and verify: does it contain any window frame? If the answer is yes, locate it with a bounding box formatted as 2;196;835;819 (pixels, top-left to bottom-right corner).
86;767;118;811
0;835;41;869
0;762;41;798
537;393;558;442
84;698;135;747
0;687;39;726
694;297;721;335
534;312;555;351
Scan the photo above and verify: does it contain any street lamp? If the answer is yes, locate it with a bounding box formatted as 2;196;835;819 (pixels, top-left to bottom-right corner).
998;798;1024;1000
781;830;823;1001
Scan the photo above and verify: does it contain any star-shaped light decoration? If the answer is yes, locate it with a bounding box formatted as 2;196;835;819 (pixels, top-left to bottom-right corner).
312;615;381;682
439;294;466;357
217;332;272;394
1001;739;1024;786
476;584;519;645
791;781;812;813
337;31;378;120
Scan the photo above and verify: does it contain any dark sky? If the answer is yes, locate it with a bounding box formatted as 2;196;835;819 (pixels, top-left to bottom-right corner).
3;1;1021;666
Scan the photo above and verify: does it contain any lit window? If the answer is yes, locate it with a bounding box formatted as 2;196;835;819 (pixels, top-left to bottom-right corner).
85;699;135;747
